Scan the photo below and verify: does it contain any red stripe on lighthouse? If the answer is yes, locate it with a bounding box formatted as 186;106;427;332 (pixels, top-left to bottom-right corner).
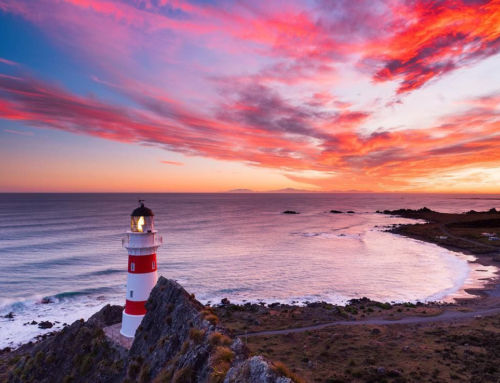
125;300;147;315
128;254;157;273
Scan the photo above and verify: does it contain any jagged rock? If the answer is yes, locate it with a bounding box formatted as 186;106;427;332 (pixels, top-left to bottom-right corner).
3;278;300;383
224;356;292;383
7;305;124;383
330;210;343;214
282;210;299;214
87;304;123;328
4;312;14;319
128;277;214;381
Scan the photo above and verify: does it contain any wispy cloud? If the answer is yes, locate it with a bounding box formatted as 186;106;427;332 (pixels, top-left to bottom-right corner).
161;160;184;166
3;128;34;136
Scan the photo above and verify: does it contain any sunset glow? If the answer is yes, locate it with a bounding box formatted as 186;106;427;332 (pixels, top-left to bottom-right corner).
0;0;499;192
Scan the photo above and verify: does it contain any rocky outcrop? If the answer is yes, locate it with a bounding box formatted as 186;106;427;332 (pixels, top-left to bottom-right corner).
376;207;435;216
2;278;299;383
225;356;292;383
125;277;294;382
5;304;124;383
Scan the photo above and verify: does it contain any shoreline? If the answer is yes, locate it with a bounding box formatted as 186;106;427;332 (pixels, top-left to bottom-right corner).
384;208;500;309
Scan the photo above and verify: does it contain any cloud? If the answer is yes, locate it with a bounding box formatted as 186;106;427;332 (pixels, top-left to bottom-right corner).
0;58;18;66
369;0;500;93
161;160;184;166
3;128;34;136
0;0;499;191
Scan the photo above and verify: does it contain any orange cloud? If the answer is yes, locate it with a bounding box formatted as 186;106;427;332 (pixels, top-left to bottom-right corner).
370;0;500;93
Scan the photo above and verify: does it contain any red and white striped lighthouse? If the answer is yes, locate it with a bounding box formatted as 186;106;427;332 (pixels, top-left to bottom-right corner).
120;201;162;338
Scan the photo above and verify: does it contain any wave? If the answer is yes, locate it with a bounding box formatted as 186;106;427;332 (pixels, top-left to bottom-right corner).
291;231;361;240
0;286;117;313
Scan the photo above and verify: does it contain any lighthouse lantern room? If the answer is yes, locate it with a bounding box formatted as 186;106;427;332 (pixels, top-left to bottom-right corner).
120;200;162;338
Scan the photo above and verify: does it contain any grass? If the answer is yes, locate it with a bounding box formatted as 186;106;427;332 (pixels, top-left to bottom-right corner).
272;361;306;383
209;346;234;383
244;314;500;382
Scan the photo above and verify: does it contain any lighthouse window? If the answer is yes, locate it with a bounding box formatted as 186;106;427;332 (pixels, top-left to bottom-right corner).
131;216;145;232
130;262;135;271
130;290;134;298
152;261;155;269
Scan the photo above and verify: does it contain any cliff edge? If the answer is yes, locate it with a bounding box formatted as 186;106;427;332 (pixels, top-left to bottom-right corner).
1;277;299;383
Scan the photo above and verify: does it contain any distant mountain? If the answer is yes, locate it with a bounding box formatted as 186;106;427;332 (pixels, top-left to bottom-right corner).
225;188;255;193
267;188;319;193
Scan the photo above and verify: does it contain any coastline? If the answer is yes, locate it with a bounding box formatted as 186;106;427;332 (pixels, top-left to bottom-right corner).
384;208;500;308
2;207;500;382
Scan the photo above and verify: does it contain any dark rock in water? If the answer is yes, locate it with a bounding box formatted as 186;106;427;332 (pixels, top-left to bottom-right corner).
221;297;230;305
330;210;343;214
347;210;355;213
4;312;14;319
37;321;54;329
30;320;38;325
40;297;53;304
379;207;436;216
282;210;299;214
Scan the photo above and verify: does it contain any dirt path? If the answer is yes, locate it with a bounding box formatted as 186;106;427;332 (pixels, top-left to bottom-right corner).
240;306;500;337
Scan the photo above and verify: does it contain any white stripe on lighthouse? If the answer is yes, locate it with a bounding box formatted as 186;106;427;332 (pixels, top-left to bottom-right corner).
126;271;158;302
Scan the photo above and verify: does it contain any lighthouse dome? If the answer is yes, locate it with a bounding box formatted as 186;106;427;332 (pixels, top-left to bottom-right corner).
131;202;154;217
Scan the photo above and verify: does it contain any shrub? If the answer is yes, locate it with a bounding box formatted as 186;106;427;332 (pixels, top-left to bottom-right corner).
189;328;206;344
172;366;194;383
272;361;306;383
208;332;232;347
209;346;235;383
138;364;151;383
204;314;219;325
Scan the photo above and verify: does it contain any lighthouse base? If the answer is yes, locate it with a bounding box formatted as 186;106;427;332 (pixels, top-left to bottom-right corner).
120;311;144;338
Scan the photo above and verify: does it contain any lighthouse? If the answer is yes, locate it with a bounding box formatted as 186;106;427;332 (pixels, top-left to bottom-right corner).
120;201;162;338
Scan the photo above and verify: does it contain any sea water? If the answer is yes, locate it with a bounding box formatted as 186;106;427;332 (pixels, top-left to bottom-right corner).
0;193;498;348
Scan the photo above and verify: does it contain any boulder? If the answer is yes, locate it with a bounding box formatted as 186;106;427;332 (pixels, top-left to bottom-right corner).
37;321;53;329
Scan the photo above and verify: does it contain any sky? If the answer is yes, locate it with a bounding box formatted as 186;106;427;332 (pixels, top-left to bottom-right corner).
0;0;499;192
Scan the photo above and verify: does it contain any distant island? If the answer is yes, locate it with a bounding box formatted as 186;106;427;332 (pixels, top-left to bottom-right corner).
225;188;375;193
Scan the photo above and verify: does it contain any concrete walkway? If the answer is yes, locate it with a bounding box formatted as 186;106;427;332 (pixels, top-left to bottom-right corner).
103;323;133;350
240;306;500;337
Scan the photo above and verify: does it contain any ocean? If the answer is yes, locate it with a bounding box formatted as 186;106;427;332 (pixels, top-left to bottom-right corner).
0;193;498;348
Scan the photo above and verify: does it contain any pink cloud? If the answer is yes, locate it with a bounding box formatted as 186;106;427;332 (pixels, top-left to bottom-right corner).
161;160;184;166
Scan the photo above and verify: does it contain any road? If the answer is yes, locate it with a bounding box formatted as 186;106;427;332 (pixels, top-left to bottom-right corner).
240;306;500;337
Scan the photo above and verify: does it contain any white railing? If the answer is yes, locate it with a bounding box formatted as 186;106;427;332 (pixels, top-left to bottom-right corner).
122;234;163;248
